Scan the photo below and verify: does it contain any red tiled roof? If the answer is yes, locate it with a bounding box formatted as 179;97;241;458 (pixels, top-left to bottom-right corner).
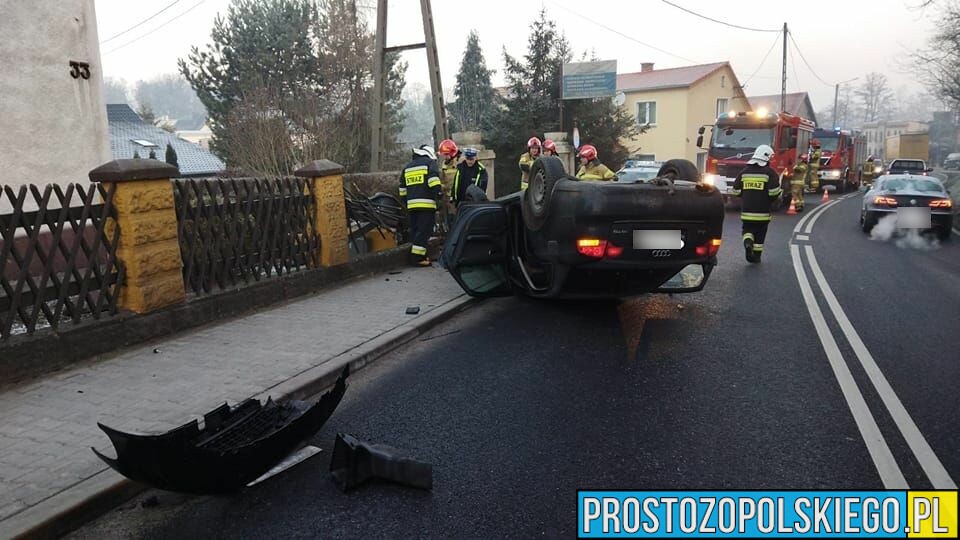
616;62;730;92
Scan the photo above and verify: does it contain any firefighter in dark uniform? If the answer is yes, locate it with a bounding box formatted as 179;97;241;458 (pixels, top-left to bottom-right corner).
730;144;782;263
451;147;488;207
399;145;443;266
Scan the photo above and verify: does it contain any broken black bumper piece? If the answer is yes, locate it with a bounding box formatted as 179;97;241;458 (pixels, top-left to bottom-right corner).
92;366;349;495
329;433;433;492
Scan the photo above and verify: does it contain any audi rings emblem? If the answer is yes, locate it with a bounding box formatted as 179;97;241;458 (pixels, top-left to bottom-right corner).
651;250;673;258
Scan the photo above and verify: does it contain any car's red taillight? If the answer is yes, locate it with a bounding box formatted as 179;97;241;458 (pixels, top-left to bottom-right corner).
576;238;607;258
605;244;624;258
874;196;898;207
695;238;722;257
930;199;953;208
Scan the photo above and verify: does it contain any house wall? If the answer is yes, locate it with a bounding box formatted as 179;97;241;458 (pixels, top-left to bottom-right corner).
620;88;688;163
619;66;749;164
685;66;749;163
0;0;109;212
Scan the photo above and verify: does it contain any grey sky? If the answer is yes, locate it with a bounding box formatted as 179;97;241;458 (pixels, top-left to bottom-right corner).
95;0;937;112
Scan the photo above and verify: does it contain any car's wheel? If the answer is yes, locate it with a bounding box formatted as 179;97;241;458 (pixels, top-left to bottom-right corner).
937;228;952;242
522;156;567;231
656;159;701;182
861;212;876;234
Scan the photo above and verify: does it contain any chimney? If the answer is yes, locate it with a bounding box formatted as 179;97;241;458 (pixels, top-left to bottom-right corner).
641;62;655;73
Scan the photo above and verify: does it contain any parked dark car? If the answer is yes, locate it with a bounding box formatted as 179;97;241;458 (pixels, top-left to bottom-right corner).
861;175;953;241
441;157;724;299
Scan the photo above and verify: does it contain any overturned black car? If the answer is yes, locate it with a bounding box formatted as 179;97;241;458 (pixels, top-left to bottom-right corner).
441;157;724;299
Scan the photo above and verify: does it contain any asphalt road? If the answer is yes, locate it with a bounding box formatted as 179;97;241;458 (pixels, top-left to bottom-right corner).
71;192;960;538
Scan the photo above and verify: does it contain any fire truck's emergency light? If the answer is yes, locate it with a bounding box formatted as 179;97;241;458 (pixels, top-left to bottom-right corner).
727;111;736;118
755;107;769;117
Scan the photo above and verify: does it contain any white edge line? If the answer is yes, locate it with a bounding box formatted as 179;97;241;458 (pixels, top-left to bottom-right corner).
804;199;842;234
790;244;908;489
793;198;833;234
805;246;958;489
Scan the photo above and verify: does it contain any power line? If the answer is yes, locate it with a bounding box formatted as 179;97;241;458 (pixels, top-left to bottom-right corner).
787;36;802;92
100;0;184;44
741;33;781;87
660;0;780;33
788;32;833;87
103;0;207;56
548;0;699;64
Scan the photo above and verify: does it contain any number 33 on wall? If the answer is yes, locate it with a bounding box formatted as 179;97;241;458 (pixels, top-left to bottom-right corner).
69;61;91;80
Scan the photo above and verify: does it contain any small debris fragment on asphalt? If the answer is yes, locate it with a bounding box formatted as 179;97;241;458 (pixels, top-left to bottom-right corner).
77;390;84;394
140;495;159;508
153;348;161;354
388;271;402;275
405;306;420;315
677;304;685;311
329;433;433;492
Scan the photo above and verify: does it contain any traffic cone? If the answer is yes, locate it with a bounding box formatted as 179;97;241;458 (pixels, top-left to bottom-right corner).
822;189;829;202
787;199;797;215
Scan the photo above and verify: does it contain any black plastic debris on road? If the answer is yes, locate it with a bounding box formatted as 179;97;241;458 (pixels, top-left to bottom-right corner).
92;366;350;495
329;433;433;492
405;306;420;315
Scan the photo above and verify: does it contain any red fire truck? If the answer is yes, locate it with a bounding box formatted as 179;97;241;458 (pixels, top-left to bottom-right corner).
810;128;866;193
697;109;816;207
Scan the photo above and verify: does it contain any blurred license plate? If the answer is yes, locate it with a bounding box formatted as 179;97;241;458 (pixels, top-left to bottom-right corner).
896;207;931;228
633;230;682;249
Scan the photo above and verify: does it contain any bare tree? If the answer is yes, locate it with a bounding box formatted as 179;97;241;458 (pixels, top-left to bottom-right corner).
912;2;960;111
856;73;895;123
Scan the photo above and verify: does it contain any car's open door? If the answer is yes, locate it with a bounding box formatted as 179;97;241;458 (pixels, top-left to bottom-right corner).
439;203;513;297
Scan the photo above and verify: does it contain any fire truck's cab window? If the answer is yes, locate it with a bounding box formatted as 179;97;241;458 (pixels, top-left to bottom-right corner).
711;127;774;149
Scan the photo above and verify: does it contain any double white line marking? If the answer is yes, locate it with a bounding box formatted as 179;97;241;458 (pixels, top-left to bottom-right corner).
790;198;956;489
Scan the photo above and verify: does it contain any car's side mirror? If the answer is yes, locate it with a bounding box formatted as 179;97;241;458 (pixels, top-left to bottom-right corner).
925;167;934;172
697;126;705;135
696;135;704;148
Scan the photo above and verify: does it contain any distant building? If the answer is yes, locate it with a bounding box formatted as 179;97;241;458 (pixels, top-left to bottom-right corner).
176;122;214;150
747;92;817;126
616;62;750;168
107;104;224;176
859;120;928;160
1;0;109;212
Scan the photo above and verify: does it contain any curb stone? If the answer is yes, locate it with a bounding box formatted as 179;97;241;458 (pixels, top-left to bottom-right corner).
0;294;479;540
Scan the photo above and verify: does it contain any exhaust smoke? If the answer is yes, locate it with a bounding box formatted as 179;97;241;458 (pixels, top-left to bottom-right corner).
869;214;940;251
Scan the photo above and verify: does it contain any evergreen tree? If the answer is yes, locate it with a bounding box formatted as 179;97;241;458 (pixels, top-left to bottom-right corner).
133;151;141;159
148;149;157;160
450;31;498;133
490;9;637;194
165;143;180;168
179;0;407;173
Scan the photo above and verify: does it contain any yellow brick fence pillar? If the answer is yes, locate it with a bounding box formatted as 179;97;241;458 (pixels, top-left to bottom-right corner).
295;159;350;267
89;159;185;313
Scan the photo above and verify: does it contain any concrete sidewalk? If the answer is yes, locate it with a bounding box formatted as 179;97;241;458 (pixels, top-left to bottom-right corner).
0;266;470;537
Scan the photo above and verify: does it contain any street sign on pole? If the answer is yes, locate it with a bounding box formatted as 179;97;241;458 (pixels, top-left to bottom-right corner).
562;60;617;100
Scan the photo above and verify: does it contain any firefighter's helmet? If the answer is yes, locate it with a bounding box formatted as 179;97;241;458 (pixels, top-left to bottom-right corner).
438;139;458;158
578;144;598;161
543;139;557;154
748;144;774;165
811;139;821;148
412;145;436;161
527;137;542;149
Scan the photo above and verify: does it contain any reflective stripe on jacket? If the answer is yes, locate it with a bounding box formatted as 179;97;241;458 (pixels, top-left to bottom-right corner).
453;161;488;203
576;162;616;180
732;163;780;220
399;156;442;211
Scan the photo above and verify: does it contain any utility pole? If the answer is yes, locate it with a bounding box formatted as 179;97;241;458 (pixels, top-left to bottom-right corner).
832;83;840;128
781;22;788;113
369;0;448;172
370;0;388;172
421;0;448;146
